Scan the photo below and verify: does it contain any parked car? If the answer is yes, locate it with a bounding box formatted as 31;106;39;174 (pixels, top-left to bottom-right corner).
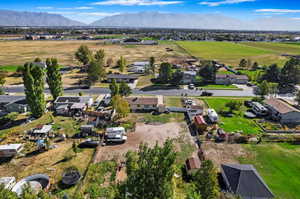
201;91;213;96
246;82;255;87
188;84;195;89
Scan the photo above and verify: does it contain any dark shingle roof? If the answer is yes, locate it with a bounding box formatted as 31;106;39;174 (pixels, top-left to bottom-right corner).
265;98;299;114
221;164;274;199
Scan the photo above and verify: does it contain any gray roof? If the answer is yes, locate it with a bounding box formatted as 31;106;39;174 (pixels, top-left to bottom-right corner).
0;95;26;104
221;164;274;199
54;96;92;104
107;74;139;79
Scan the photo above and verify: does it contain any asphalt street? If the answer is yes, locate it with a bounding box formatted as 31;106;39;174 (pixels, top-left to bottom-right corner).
3;86;256;97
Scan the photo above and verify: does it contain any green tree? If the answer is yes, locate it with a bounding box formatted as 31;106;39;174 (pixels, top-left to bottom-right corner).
252;62;259;70
193;160;219;199
0;184;18;199
0;70;6;94
170;69;183;86
119;81;132;96
295;90;300;106
122;140;177;199
109;79;119;96
88;58;106;85
258;80;270;99
117;56;127;72
262;64;281;83
75;45;92;66
239;59;247;68
199;61;217;82
46;58;63;100
19;62;46;118
94;49;105;64
225;101;242;113
72;141;79;157
150;56;155;73
112;95;130;118
34;57;42;62
159;62;173;83
279;58;300;86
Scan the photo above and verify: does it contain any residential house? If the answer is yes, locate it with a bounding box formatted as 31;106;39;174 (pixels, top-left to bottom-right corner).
128;61;150;74
215;74;248;85
264;98;300;124
221;164;274;199
185;157;201;175
181;71;197;84
0;95;27;113
54;96;94;109
0;144;23;158
107;74;139;83
126;96;163;112
84;109;115;127
4;97;29;113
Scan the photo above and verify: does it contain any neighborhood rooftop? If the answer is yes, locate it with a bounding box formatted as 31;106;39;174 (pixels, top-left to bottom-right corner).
265;98;300;114
107;74;139;79
221;164;274;199
126;97;159;105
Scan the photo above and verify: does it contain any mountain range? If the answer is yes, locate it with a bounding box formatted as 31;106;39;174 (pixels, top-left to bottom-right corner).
1;10;300;31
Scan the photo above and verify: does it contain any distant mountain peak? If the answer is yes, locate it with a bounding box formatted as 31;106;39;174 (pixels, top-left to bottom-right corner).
0;10;85;26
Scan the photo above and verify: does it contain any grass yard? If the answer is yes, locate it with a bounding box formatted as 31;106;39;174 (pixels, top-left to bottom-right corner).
176;41;289;66
136;74;154;88
141;112;185;124
165;97;183;107
204;98;262;134
199;84;241;90
239;143;300;199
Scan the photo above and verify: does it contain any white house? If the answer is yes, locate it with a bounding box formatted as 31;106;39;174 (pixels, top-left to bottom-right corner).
126;96;164;112
0;144;23;158
264;98;300;124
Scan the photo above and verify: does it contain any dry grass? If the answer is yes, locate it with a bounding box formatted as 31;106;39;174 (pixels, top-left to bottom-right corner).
0;40;186;66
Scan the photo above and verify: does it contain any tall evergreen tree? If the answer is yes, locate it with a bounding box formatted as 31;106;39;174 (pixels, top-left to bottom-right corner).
19;62;46;118
88;58;106;85
109;79;119;96
46;58;63;100
193;160;219;199
280;58;300;86
199;61;217;82
119;81;132;96
150;56;155;73
159;62;173;83
117;56;126;72
262;64;281;83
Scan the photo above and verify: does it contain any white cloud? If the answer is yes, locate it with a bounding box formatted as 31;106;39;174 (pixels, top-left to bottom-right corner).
255;9;300;13
92;0;182;6
200;0;255;7
36;6;54;10
73;6;94;10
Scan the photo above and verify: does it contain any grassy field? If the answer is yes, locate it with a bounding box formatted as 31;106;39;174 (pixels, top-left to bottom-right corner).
0;40;186;67
165;97;183;107
240;143;300;199
176;41;289;66
204;98;262;134
242;42;300;55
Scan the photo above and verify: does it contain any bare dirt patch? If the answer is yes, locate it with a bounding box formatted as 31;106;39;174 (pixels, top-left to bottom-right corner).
201;142;248;170
94;122;183;163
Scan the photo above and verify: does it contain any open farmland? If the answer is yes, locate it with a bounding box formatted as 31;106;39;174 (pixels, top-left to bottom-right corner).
0;40;187;67
176;41;290;66
239;143;300;199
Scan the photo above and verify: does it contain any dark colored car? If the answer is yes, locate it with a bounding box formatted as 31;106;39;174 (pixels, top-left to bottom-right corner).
201;91;213;96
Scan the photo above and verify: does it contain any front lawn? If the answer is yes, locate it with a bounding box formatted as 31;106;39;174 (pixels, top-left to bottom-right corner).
240;143;300;199
204;98;262;134
165;97;183;107
199;84;242;90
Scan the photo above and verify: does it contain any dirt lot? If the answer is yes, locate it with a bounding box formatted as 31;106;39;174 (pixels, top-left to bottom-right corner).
201;142;248;170
94;122;186;163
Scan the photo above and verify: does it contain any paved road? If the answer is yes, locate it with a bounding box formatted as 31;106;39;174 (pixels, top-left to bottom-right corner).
4;86;255;97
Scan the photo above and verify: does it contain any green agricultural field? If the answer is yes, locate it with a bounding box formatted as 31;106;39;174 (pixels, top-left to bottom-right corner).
240;143;300;199
204;98;262;134
242;42;300;55
176;41;289;66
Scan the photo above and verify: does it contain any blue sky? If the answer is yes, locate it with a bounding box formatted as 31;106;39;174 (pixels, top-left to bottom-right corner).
1;0;300;23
